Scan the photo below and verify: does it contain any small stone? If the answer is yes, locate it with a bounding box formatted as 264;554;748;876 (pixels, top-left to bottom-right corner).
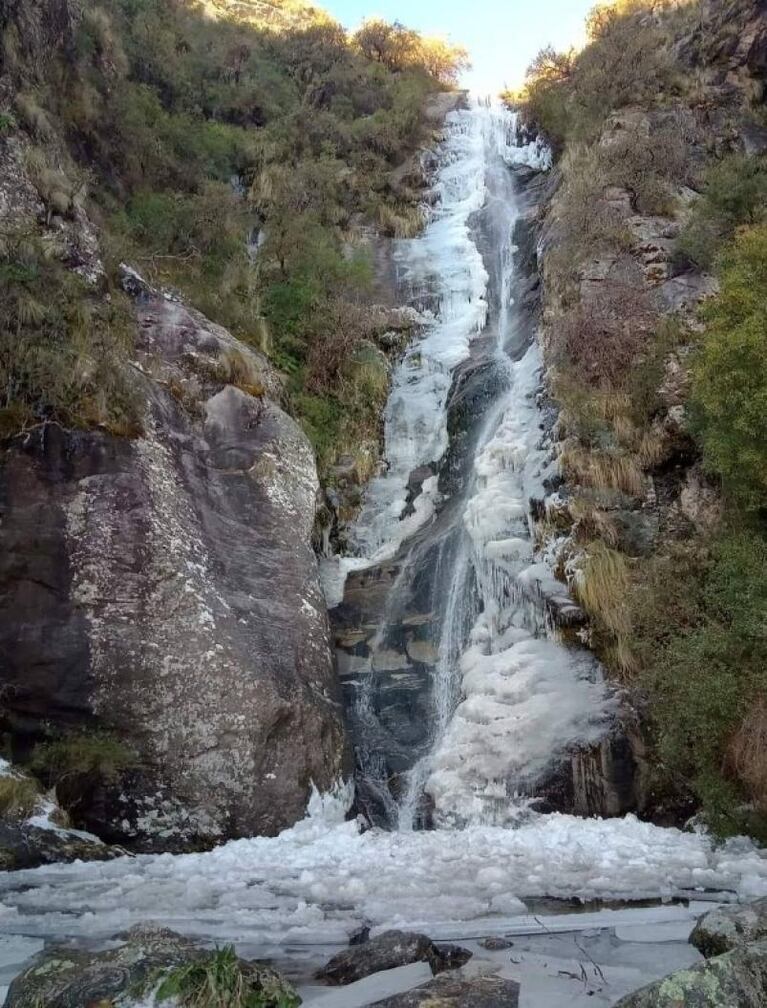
479;937;515;950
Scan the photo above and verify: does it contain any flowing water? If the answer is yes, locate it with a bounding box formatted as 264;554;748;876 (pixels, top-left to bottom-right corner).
1;102;766;1007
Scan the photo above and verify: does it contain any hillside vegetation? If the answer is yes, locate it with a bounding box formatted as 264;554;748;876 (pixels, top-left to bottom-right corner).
514;0;767;837
0;0;467;466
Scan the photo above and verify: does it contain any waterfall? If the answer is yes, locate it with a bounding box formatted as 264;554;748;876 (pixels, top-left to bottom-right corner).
328;101;614;831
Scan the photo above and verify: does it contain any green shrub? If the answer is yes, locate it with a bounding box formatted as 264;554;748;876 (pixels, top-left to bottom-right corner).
677;154;767;268
156;946;300;1008
632;531;767;837
690;225;767;510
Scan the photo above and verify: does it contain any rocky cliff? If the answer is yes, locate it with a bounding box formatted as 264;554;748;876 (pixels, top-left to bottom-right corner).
0;0;349;850
0;265;347;850
518;0;767;831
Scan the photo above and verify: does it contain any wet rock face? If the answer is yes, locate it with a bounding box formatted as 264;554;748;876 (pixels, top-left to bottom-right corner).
316;930;472;986
0;283;346;851
613;939;767;1008
370;973;520;1007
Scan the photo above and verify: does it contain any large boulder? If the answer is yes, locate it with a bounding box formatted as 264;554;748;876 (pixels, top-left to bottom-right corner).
612;939;767;1007
690;898;767;957
371;973;520;1007
316;930;472;985
0;278;347;852
4;924;298;1008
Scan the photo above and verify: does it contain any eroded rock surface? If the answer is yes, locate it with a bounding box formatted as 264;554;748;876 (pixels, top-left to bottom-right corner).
0;278;346;851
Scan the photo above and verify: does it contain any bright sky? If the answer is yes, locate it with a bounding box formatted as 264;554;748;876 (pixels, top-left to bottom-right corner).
322;0;595;94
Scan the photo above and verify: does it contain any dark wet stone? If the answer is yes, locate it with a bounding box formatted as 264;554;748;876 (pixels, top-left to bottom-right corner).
479;937;515;950
316;930;472;986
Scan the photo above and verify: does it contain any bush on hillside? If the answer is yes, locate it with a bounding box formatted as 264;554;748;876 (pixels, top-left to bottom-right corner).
690;224;767;511
677;154;767;268
631;531;767;837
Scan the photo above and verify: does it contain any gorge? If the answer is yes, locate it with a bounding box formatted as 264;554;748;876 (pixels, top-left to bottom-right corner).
2;0;767;1005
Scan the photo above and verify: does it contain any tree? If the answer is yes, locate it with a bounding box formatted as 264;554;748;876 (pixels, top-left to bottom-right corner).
691;225;767;511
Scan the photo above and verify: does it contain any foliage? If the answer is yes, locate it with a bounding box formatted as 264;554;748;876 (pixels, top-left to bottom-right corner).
513;1;679;145
352;19;469;84
156;946;300;1008
0;774;40;820
1;0;457;470
631;531;767;837
677;154;767;268
0;233;141;438
690;225;767;511
30;730;138;786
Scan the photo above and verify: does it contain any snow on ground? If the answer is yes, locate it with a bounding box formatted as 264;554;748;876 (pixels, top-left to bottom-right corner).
0;797;765;950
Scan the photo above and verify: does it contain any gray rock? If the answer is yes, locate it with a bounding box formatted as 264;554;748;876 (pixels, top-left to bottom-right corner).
0;820;120;870
612;939;767;1007
690;899;767;957
0;280;347;851
316;930;472;985
370;973;520;1007
4;923;298;1008
479;937;514;950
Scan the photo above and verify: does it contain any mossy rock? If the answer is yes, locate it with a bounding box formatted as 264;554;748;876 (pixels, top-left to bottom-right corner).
6;925;299;1008
690;899;767;958
613;938;767;1007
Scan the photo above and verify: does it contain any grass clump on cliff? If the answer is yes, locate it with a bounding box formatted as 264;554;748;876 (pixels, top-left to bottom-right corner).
677;154;767;269
30;729;138;786
0;234;141;439
0;774;40;820
156;946;300;1008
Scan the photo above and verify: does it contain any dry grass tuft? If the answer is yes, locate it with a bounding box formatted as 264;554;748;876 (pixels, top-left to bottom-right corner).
572;540;635;674
218;347;265;397
728;698;767;811
0;774;40;820
561;442;645;497
570;497;620;548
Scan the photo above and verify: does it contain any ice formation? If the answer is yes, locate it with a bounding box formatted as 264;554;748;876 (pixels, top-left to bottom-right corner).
0;807;766;948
